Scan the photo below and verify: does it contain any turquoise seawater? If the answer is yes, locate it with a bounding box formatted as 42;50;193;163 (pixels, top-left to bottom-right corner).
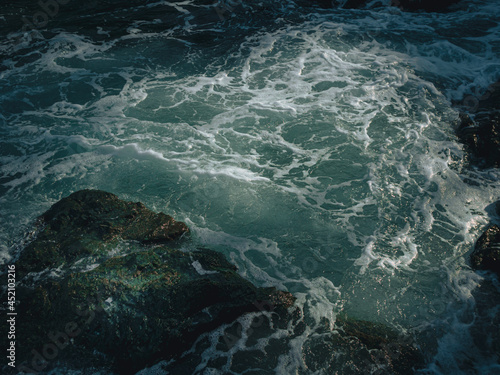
1;0;500;373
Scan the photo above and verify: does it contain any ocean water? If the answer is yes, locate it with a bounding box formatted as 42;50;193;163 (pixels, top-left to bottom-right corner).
1;0;500;374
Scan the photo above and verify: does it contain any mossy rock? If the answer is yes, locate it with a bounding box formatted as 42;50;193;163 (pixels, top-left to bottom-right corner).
12;247;294;374
16;189;189;277
5;190;295;374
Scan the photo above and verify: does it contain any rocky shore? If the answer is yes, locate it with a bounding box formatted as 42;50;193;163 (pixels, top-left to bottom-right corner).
1;190;424;374
456;81;500;169
341;0;462;12
5;190;295;374
454;80;500;274
452;78;500;364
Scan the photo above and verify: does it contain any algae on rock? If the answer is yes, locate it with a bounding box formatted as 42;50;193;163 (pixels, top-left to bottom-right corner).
7;190;295;375
16;189;189;278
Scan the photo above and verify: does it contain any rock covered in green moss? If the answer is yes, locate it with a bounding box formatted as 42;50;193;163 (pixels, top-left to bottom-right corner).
16;189;189;277
7;190;295;375
13;247;294;374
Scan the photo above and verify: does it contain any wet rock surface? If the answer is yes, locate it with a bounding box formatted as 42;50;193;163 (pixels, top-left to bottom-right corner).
5;190;296;374
340;0;461;11
335;315;424;374
468;201;500;360
470;224;500;277
301;314;424;375
470;200;500;277
390;0;462;12
2;189;427;374
16;189;189;278
456;81;500;168
161;308;425;374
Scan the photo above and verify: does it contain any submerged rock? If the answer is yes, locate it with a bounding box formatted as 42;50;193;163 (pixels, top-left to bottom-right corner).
470;225;500;277
7;190;295;374
391;0;461;12
470;200;500;277
341;0;371;9
457;112;500;168
456;81;500;168
302;314;424;374
340;0;461;11
335;315;424;374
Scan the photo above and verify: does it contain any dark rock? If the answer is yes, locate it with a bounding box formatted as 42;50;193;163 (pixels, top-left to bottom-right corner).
342;0;370;9
309;0;336;8
4;190;427;374
339;0;461;11
192;247;238;272
302;314;424;374
457;112;500;168
470;225;500;277
468;210;500;361
16;189;189;277
6;190;295;374
12;248;294;374
392;0;461;12
335;315;424;374
456;81;500;168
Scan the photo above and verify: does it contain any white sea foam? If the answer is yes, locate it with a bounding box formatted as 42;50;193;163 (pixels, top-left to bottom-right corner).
191;260;218;275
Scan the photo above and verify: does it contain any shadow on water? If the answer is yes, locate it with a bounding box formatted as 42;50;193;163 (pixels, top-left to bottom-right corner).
0;0;311;71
